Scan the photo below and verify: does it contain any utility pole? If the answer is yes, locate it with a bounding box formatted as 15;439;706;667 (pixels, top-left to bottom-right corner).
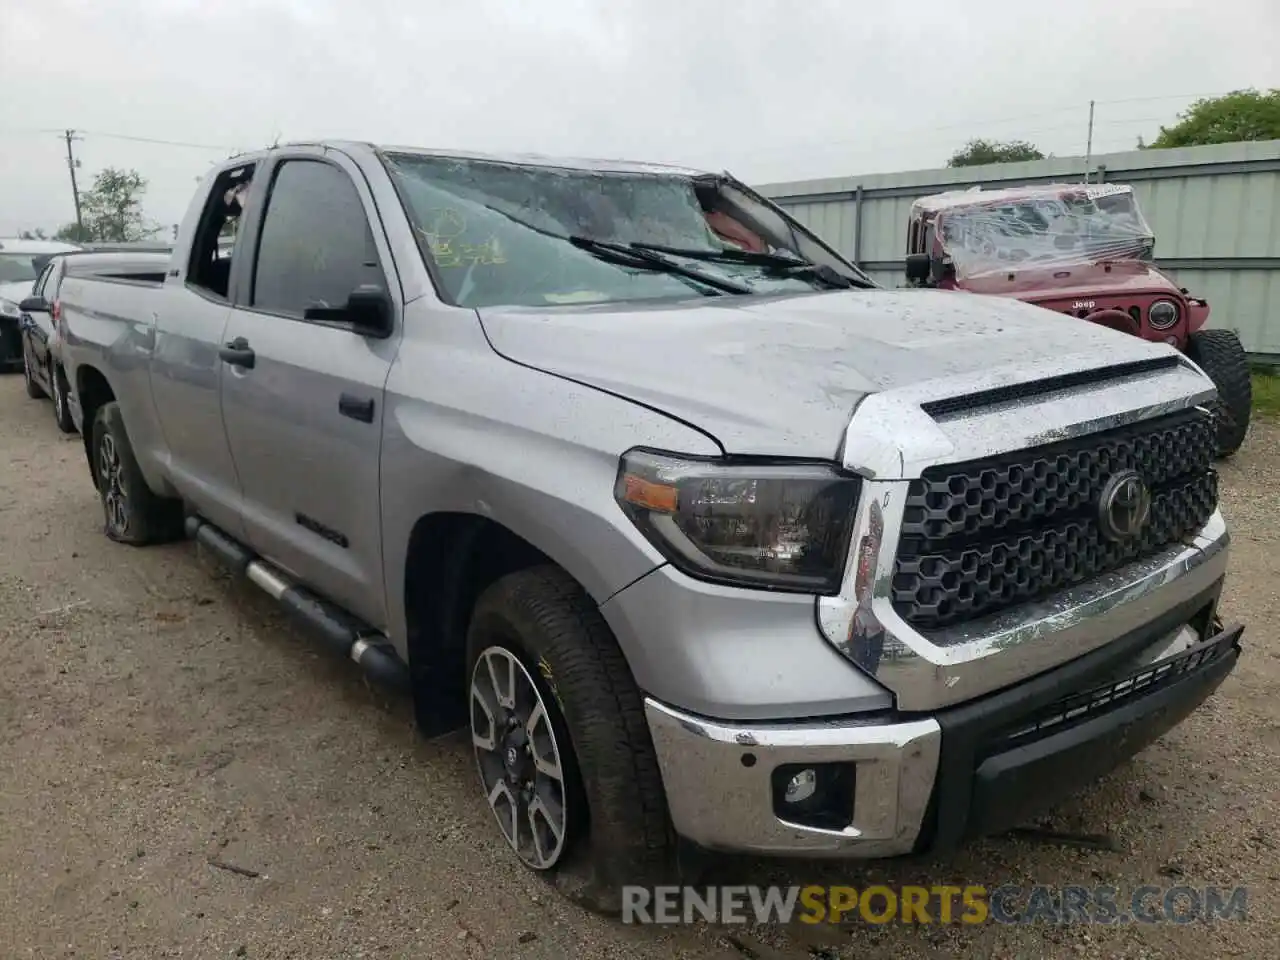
63;129;84;236
1083;100;1095;184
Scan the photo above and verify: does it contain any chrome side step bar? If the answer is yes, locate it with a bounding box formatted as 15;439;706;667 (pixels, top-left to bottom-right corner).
184;515;410;694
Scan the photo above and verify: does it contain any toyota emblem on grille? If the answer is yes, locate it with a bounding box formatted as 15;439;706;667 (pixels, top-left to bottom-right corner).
1098;469;1151;542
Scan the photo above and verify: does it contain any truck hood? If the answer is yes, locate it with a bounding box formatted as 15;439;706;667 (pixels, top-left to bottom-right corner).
477;289;1169;459
960;259;1180;302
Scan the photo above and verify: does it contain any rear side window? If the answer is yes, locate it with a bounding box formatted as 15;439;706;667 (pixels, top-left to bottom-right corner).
251;160;382;319
32;262;56;297
188;162;256;301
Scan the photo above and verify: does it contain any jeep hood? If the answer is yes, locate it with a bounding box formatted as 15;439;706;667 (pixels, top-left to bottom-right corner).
960;259;1181;302
477;289;1169;459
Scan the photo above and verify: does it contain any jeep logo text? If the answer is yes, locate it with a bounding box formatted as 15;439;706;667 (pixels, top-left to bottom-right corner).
1072;300;1096;310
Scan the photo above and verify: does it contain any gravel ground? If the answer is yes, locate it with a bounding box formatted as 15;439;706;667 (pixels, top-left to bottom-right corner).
0;374;1276;959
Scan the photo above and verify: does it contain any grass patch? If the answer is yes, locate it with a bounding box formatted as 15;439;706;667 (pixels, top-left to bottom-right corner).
1252;369;1280;421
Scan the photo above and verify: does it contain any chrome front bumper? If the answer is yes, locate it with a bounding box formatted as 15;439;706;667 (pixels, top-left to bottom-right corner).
647;699;941;857
647;513;1235;857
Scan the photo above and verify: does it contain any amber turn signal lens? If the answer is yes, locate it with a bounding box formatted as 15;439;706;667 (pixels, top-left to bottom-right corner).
621;474;679;513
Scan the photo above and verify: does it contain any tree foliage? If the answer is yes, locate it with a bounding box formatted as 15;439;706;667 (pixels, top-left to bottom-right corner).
59;167;160;243
19;228;48;240
1145;89;1280;149
54;222;94;242
947;139;1045;167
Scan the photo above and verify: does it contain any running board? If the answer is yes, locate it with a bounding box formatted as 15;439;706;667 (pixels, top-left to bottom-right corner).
184;515;411;694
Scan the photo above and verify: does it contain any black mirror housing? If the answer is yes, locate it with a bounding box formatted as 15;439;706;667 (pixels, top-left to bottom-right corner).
904;253;932;283
345;284;394;338
303;284;394;338
18;296;49;313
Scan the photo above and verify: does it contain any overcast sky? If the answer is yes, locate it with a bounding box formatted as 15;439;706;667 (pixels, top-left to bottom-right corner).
2;0;1277;236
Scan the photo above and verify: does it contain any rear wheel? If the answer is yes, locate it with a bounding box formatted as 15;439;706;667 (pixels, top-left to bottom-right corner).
23;348;45;399
465;565;675;914
90;401;184;545
1185;329;1252;458
52;364;76;434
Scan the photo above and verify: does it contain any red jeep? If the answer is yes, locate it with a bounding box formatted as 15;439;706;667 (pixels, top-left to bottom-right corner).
904;183;1251;456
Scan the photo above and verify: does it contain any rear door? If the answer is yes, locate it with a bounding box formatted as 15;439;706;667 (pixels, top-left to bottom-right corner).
218;149;399;628
148;162;257;540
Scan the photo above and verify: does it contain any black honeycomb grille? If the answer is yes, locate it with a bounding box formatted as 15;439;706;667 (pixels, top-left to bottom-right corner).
892;409;1217;630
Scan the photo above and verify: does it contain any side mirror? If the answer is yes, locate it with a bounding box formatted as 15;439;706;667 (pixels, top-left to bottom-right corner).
18;295;49;314
905;253;932;283
304;285;394;338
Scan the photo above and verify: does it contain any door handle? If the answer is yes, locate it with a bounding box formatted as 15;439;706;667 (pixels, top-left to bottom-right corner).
219;337;255;369
338;393;375;423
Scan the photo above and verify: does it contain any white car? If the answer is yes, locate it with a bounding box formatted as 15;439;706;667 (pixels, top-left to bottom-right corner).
0;238;81;370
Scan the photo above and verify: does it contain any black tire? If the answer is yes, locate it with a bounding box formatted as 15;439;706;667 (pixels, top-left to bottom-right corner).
90;401;185;545
1186;329;1252;458
23;348;45;399
464;564;676;913
52;364;76;434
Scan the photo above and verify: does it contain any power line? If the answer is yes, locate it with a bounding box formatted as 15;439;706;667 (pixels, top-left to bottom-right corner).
0;86;1249;160
0;126;236;152
75;130;236;151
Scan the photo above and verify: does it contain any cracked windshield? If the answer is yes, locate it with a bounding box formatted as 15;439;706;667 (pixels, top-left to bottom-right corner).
938;187;1156;279
386;154;852;308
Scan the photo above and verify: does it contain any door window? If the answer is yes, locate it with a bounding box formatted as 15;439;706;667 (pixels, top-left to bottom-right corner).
32;262;56;298
188;162;256;300
251;160;383;319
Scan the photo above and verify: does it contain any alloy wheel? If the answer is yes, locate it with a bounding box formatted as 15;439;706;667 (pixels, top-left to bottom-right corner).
97;433;129;535
470;645;570;870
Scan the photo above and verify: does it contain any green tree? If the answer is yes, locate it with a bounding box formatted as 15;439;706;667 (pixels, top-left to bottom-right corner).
19;228;48;240
1145;88;1280;149
54;222;93;243
78;167;160;242
947;139;1045;167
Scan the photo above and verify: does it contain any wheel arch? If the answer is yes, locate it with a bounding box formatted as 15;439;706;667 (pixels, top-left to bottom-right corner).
75;364;116;489
402;512;565;736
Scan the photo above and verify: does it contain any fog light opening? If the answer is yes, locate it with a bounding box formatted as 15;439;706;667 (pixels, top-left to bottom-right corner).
784;768;818;804
771;762;858;831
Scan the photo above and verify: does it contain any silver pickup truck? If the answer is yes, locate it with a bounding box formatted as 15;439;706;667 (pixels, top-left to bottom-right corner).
56;141;1243;911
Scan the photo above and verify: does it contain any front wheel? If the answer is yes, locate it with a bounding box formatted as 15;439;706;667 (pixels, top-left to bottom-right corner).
90;401;184;545
52;364;76;434
1185;329;1252;458
465;565;675;913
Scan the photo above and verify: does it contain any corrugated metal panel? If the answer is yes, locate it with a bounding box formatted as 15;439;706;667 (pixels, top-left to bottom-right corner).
761;140;1280;355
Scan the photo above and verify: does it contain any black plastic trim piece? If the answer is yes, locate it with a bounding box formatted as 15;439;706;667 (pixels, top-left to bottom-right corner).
920;356;1182;419
913;576;1230;853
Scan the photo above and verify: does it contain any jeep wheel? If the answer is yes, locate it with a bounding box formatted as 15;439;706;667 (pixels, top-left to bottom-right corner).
90;401;184;545
23;349;45;399
465;565;674;913
52;364;76;434
1185;329;1252;458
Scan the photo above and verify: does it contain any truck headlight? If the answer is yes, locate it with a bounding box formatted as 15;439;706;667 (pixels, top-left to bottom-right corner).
1148;299;1179;330
614;449;861;593
0;300;20;319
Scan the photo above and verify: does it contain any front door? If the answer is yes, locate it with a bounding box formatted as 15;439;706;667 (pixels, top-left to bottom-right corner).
219;152;399;628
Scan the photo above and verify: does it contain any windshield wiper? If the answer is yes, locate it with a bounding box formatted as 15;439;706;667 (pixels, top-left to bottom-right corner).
448;200;750;296
567;236;753;295
628;241;860;290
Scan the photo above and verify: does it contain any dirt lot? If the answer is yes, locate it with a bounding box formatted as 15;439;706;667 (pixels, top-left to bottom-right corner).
0;374;1277;960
